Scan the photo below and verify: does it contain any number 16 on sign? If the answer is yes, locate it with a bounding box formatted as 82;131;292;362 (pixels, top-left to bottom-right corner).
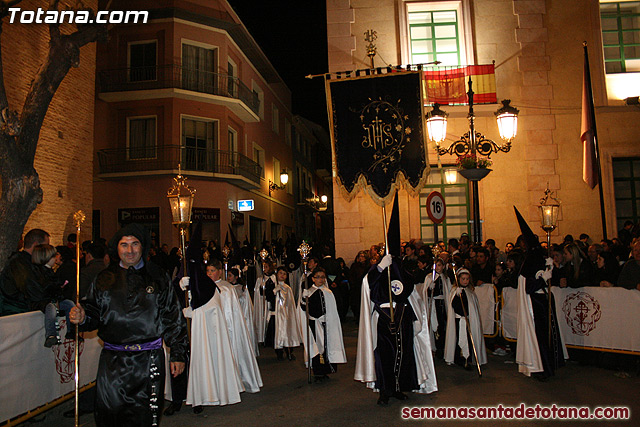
426;191;446;242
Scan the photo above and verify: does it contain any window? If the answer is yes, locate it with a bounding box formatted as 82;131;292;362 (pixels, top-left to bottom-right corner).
227;58;237;97
285;118;291;146
273;157;282;185
272;104;280;134
420;167;470;243
399;1;472;66
252;81;265;120
228;127;238;171
128;41;157;82
127;116;156;159
253;143;265;178
182;117;216;171
601;1;640;73
613;157;640;230
182;43;216;94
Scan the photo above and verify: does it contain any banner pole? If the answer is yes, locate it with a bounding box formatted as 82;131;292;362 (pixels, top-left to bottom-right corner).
382;202;394;323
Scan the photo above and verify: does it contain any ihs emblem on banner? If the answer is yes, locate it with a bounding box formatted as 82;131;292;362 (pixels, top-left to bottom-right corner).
356;98;411;173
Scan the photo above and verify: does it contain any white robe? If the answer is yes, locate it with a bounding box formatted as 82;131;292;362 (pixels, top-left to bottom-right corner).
354;275;438;394
416;271;452;350
270;282;303;348
515;275;568;376
253;274;275;343
217;281;263;393
299;284;347;366
444;287;487;366
184;291;244;406
232;282;258;356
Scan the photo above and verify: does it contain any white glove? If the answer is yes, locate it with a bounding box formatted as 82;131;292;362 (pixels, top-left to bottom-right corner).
179;277;190;290
182;307;192;318
536;269;552;282
545;257;554;268
377;254;392;272
302;288;313;298
455;287;464;295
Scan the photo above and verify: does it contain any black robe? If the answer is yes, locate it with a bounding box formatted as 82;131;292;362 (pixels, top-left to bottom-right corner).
82;261;188;427
367;260;418;394
525;275;565;377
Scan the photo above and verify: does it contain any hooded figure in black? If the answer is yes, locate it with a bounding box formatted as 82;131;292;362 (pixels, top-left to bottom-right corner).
73;223;188;427
355;196;419;405
514;207;565;379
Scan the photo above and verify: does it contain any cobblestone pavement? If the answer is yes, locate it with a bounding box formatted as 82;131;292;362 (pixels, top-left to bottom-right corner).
19;321;639;426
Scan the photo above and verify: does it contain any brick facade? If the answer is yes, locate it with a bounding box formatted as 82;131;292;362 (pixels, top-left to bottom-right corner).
3;0;96;246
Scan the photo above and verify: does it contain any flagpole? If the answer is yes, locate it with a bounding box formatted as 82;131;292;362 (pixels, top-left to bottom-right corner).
583;42;607;239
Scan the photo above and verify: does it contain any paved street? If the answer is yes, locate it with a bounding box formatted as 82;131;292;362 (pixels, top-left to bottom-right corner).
21;321;639;426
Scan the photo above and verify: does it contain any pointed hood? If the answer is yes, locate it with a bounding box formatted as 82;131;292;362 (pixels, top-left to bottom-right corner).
514;206;540;251
387;194;401;257
186;220;216;309
513;206;546;278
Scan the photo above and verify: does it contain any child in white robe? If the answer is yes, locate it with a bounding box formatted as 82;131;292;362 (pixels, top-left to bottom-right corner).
444;268;487;369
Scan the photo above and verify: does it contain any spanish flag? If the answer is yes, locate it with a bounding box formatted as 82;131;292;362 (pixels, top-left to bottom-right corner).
423;64;497;105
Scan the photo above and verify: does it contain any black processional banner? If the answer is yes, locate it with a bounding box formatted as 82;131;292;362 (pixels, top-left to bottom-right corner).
326;71;429;206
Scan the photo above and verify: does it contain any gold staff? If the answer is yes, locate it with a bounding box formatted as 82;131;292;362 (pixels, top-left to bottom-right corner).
297;241;312;384
427;245;441;338
222;245;231;281
72;210;86;427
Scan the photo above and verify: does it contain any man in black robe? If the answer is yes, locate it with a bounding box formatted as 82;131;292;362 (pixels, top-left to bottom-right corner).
71;224;188;426
367;254;418;405
515;207;565;379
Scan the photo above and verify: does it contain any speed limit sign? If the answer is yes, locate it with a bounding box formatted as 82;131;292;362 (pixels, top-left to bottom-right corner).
426;191;446;224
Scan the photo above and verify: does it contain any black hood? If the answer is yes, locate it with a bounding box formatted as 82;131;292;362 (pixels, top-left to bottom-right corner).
108;223;151;261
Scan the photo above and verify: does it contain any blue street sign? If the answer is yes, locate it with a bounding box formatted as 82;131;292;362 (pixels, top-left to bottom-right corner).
238;199;254;212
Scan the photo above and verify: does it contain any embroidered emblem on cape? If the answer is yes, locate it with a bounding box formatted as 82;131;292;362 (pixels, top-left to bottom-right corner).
391;280;403;295
146;286;155;294
52;319;85;383
561;292;602;336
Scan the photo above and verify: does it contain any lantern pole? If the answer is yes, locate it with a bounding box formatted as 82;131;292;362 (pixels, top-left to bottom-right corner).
539;185;560;346
167;164;196;336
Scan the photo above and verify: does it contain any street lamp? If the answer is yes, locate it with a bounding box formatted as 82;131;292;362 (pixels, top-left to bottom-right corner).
307;194;328;211
444;169;458;185
269;169;289;196
426;77;519;243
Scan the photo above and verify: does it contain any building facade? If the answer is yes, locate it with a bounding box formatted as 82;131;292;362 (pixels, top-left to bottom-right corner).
93;0;297;249
292;115;334;244
326;0;640;260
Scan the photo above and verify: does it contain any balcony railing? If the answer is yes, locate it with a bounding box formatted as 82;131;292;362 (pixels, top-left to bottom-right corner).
97;145;262;183
98;65;260;114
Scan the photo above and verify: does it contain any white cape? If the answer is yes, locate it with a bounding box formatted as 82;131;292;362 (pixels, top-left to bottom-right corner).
272;282;303;348
299;285;347;366
232;282;258;356
354;275;438;394
185;291;244;406
515;275;568;376
416;272;451;350
444;287;487;366
217;281;263;393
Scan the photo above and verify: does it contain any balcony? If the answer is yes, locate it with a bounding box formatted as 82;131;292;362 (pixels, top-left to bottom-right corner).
97;145;262;189
98;65;261;122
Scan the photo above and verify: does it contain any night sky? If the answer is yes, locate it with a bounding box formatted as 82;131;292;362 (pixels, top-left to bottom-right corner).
226;1;329;130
